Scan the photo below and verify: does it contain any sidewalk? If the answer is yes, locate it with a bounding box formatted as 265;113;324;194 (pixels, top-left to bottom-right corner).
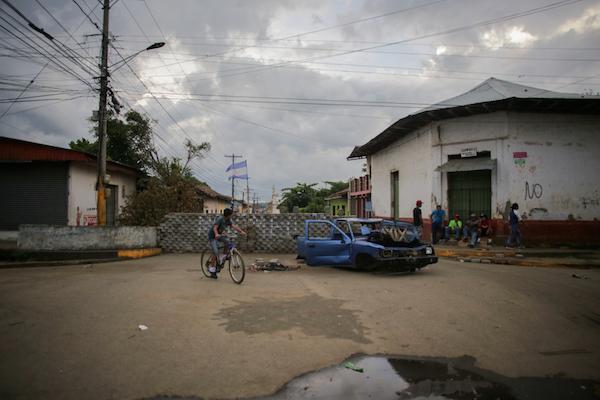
434;240;600;268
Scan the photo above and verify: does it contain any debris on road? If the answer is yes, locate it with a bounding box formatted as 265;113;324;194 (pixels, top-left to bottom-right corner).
248;258;301;272
138;324;148;331
343;362;364;373
572;273;589;280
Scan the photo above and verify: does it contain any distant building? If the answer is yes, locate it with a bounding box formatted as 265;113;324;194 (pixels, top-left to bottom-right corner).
325;187;349;216
349;175;372;218
266;186;281;214
348;78;600;246
197;184;231;214
0;136;138;230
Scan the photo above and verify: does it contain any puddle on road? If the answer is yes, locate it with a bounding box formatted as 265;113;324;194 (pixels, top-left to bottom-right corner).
253;355;600;400
141;355;600;400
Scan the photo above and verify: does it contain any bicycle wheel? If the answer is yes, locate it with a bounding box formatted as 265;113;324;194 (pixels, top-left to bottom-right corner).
200;250;213;278
228;249;245;284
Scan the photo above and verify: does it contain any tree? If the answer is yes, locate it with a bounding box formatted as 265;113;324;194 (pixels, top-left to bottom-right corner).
119;140;211;226
69;110;155;173
324;181;349;195
278;181;349;213
279;183;318;213
69;137;97;154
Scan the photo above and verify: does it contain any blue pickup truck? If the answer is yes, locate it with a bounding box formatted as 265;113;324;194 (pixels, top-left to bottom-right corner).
296;218;437;271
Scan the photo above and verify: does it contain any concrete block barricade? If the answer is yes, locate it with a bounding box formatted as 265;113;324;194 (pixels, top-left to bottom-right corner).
158;213;327;253
18;225;157;251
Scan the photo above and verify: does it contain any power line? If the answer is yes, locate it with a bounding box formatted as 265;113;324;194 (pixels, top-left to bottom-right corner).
0;3;98;77
199;0;450;61
183;0;587;83
0;8;96;90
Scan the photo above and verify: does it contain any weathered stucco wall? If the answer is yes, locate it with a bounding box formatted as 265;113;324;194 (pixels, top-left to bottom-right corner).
370;125;432;219
68;162;136;226
159;213;327;253
501;112;600;220
369;111;600;222
18;225;157;250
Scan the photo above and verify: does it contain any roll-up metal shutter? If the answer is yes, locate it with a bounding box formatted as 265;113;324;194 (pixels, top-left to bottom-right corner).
0;161;68;230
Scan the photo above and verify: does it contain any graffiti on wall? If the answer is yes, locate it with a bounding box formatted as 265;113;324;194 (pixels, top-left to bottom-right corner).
580;191;600;209
83;207;97;226
525;182;543;200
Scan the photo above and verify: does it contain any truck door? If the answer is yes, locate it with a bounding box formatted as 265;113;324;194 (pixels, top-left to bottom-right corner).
305;220;352;266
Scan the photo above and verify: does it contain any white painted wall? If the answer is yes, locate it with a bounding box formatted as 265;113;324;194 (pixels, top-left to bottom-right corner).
368;111;600;221
435;112;508;218
67;162;136;226
501;112;600;220
203;198;229;214
369;125;432;218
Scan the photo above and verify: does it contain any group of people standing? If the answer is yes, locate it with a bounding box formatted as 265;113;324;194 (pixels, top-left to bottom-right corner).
412;201;523;248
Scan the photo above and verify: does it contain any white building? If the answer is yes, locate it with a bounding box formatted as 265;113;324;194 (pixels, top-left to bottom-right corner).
0;136;138;230
198;184;231;214
348;78;600;245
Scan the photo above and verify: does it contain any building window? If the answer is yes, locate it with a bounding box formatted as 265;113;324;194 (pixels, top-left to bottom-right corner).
122;185;126;199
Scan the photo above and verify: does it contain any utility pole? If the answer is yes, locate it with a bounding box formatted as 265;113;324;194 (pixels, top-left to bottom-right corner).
225;154;242;209
246;179;251;215
96;0;110;226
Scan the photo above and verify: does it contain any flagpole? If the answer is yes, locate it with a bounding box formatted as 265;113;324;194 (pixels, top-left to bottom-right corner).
246;163;251;214
225;154;242;209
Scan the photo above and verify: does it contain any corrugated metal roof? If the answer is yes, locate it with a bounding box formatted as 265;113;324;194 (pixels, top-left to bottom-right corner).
0;136;139;173
197;184;231;201
348;78;600;159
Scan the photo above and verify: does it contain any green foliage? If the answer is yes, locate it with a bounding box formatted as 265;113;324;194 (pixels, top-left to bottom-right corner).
118;177;202;226
69;110;155;173
119;140;211;226
279;181;348;213
324;181;348;195
69;137;97;154
106;111;155;172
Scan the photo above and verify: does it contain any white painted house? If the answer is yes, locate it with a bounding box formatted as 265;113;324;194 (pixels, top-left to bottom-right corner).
0;136;138;230
348;78;600;245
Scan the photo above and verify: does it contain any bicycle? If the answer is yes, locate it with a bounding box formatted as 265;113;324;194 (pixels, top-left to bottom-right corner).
200;240;245;284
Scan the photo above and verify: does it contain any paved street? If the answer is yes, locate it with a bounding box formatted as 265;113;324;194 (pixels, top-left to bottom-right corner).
1;254;599;399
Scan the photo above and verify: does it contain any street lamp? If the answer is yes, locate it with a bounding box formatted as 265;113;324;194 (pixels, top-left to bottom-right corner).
109;42;166;73
96;1;166;227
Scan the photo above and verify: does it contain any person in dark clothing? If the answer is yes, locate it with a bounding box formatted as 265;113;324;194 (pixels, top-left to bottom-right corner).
413;200;423;239
464;213;480;248
430;205;446;244
506;203;523;248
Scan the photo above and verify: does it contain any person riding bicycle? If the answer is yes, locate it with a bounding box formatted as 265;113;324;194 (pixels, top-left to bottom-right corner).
207;208;246;279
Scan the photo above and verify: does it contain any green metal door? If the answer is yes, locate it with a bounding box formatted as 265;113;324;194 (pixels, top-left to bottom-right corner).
448;170;491;219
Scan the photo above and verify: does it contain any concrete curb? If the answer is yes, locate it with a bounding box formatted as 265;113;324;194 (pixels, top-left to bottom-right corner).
0;248;161;269
454;256;600;269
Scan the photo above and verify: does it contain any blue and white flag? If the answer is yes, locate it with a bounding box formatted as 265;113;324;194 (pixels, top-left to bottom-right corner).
226;160;247;172
226;160;249;180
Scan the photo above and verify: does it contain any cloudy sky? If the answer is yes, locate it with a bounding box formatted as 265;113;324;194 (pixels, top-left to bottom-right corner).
1;0;599;201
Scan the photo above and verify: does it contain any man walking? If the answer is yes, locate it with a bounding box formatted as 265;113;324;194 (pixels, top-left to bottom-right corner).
506;203;523;248
430;205;446;244
413;200;423;239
